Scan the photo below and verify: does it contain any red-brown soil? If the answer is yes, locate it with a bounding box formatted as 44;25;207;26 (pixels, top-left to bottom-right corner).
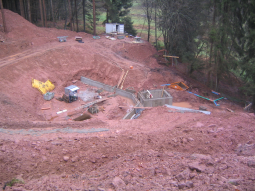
0;9;255;191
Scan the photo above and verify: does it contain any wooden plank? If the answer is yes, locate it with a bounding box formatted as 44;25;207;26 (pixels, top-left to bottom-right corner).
41;107;50;110
117;69;125;88
161;86;165;97
163;55;179;58
119;106;152;109
226;108;234;112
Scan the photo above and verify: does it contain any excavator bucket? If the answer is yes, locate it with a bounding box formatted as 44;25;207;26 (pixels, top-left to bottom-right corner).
168;82;189;91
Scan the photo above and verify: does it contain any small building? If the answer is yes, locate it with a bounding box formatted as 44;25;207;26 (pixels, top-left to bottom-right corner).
105;23;124;34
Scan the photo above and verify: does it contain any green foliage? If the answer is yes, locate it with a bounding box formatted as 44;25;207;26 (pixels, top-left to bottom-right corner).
104;0;133;23
6;178;24;187
157;0;208;58
121;16;137;36
209;28;218;43
230;0;255;104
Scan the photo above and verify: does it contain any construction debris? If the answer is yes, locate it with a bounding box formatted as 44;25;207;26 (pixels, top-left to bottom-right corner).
163;55;179;66
74;98;110;111
117;35;125;39
226;108;234;112
199;106;207;111
96;88;104;94
56;109;67;114
131;108;144;119
134;36;141;42
73;113;91;121
41;107;50;110
244;102;252;111
146;90;153;99
88;104;99;114
43;92;54;101
57;36;68;42
75;36;82;41
94;95;102;99
125;87;136;94
93;36;100;39
56;94;70;103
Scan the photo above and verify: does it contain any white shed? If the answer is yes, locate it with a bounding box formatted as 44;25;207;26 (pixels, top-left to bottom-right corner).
105;23;124;34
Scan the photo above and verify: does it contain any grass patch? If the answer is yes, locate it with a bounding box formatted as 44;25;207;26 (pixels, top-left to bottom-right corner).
4;178;24;188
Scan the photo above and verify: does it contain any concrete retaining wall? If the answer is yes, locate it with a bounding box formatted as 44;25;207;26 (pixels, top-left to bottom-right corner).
81;76;142;119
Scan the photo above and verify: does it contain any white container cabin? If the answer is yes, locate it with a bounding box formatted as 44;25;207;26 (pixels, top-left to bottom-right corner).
105;23;124;34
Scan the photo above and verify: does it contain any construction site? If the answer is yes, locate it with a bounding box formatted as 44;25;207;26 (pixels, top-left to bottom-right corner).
0;9;255;191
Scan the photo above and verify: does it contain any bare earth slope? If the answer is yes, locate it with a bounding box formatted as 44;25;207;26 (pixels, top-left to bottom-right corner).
0;9;255;191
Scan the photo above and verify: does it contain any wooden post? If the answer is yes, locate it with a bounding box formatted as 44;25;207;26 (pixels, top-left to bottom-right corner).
0;0;7;33
161;85;165;97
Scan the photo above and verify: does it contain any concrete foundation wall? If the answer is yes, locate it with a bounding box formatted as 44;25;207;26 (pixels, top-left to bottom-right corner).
138;89;173;107
81;77;116;92
81;76;142;119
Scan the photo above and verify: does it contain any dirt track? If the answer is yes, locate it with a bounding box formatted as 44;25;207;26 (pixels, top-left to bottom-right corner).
0;41;79;68
1;9;255;191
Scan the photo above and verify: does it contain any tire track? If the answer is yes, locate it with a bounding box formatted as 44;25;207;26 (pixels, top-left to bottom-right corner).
0;41;77;69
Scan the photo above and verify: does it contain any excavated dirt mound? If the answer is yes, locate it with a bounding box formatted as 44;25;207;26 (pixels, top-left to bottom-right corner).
1;9;255;191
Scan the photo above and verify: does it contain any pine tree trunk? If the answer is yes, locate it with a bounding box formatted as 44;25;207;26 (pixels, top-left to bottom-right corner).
50;0;55;26
27;0;31;22
0;0;7;33
252;95;255;111
154;4;157;50
208;0;216;88
106;7;108;23
83;0;85;32
146;0;150;42
93;0;96;35
42;0;47;27
19;0;25;18
75;0;78;32
11;0;17;12
39;0;44;26
68;0;72;31
64;0;67;29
